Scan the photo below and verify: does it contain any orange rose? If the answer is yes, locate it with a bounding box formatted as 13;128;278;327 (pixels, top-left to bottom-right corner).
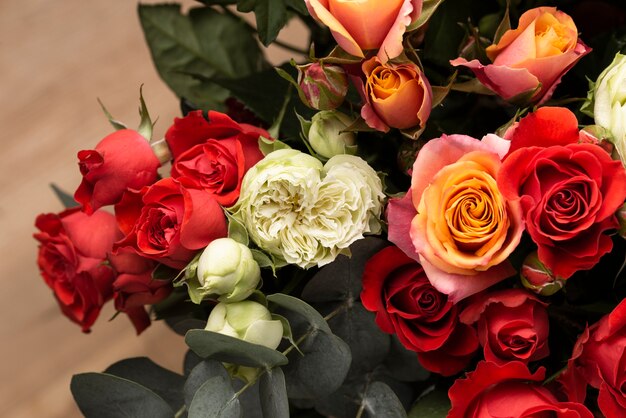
360;56;432;132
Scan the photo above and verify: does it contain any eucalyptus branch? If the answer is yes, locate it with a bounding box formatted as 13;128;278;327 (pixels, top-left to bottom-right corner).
174;404;186;418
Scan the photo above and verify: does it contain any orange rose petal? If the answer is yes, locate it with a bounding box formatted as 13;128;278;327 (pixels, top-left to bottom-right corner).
372;79;421;129
377;0;418;63
305;0;364;57
492;19;537;66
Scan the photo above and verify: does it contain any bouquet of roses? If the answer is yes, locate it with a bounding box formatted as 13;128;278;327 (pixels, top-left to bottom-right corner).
34;0;626;416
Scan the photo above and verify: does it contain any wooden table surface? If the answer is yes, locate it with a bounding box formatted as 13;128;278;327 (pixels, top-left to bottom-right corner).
0;1;304;416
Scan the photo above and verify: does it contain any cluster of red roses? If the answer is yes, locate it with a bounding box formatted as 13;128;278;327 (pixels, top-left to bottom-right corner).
362;107;626;417
34;111;268;333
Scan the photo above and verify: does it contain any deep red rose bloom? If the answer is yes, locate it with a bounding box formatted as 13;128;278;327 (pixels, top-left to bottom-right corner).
75;129;160;214
448;361;594;418
499;107;626;279
568;299;626;418
361;246;477;376
460;289;549;365
114;177;227;269
109;249;172;335
34;208;122;331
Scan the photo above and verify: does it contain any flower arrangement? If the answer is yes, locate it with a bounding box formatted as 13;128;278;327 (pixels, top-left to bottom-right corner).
34;0;626;417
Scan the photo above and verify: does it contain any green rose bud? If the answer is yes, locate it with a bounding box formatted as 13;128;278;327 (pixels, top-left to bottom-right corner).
196;238;261;303
298;62;348;110
520;251;564;296
205;301;283;350
308;110;357;159
593;52;626;164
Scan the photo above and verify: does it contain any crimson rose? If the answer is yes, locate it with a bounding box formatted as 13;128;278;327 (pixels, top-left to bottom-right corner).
34;208;122;331
449;361;593;418
361;245;477;376
114;177;227;269
460;289;549;365
499;107;626;279
75;129;160;214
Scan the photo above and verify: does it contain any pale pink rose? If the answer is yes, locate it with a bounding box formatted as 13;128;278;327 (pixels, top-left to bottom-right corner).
305;0;423;63
451;7;591;103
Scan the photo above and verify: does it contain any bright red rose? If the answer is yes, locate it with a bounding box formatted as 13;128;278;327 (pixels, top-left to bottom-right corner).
114;177;227;269
460;289;549;365
109;249;172;334
361;246;478;376
75;129;160;214
499;107;626;279
34;208;122;332
448;361;593;418
569;299;626;418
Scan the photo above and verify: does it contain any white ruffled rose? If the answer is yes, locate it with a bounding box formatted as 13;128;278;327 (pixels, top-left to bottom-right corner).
594;52;626;163
231;149;384;268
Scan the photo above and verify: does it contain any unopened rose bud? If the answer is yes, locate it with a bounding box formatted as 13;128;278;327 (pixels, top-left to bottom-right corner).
298;63;348;110
205;301;283;350
520;252;564;296
196;238;261;303
308;110;357;159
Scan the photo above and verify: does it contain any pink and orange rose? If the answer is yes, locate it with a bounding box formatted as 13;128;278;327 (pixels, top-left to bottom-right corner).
305;0;423;62
451;7;591;103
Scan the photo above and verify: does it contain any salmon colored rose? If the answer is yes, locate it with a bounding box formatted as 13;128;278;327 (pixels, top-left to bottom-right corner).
499;107;626;279
305;0;422;62
360;57;432;132
451;7;591;103
387;134;523;302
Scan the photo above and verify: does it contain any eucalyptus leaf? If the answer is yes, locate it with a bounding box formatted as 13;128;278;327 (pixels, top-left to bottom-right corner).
184;350;203;376
185;360;231;408
267;293;331;333
49;183;79;208
104;357;185;411
71;373;174;418
165;317;207;336
361;381;406;418
259;367;290;418
188;375;241;418
383;335;430;383
185;329;288;368
282;329;351;399
408;388;451;418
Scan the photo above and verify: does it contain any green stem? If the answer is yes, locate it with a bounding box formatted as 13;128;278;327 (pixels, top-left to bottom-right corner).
174;404;186;418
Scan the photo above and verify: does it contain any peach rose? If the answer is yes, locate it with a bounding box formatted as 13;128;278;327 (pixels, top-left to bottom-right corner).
387;134;523;302
359;56;432;132
305;0;423;62
451;7;591;103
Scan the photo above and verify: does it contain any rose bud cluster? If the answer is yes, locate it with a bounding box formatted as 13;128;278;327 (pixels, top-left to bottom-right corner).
297;62;348;111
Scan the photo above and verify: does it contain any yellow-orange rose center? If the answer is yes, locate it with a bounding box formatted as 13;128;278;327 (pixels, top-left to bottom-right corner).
416;151;513;274
534;12;577;58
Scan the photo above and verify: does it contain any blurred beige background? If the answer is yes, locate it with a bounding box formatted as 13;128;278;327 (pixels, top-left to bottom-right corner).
0;1;304;416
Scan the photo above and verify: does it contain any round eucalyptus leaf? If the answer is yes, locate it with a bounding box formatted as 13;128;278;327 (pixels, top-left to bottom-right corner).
408;388;451;418
185;360;231;408
267;293;331;333
185;329;288;368
71;372;174;418
184;350;203;376
362;381;406;418
233;378;263;418
259;367;289;418
188;375;241;418
283;330;351;399
104;357;185;411
383;335;430;382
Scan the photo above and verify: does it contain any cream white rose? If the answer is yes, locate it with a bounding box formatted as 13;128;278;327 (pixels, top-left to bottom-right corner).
594;52;626;163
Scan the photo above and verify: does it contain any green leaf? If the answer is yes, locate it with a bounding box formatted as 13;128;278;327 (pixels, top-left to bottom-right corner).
408;0;446;31
138;4;264;110
104;357;185;411
361;382;406;418
71;373;174;418
285;0;308;15
97;98;127;131
250;0;289;46
408;389;451;418
137;85;153;140
259;368;290;418
49;183;79;208
188;375;241;418
492;0;510;44
282;329;351;399
431;71;457;108
185;329;289;368
225;211;249;246
152;263;180;281
184;359;231;408
267;293;331;333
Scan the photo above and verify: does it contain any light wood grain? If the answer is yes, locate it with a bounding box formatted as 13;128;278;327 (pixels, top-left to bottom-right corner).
0;1;306;416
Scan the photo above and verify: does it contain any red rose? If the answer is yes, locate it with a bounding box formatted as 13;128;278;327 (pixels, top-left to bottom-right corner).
361;246;477;376
448;361;593;418
569;299;626;418
460;289;549;365
114;177;227;269
34;208;122;331
75;129;160;214
109;249;172;334
499;107;626;279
